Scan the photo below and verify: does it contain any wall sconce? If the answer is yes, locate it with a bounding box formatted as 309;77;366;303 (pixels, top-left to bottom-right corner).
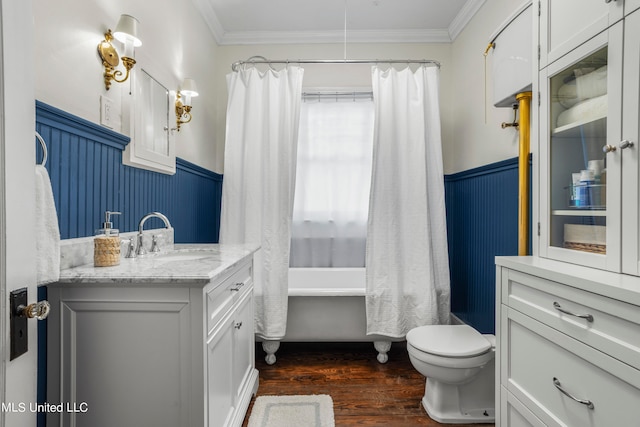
175;79;199;131
97;14;142;90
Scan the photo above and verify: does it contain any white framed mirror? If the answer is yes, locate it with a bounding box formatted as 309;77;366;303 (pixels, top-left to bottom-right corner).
122;68;176;175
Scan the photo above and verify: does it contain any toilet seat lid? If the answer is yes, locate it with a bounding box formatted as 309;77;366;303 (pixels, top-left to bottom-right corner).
406;325;491;357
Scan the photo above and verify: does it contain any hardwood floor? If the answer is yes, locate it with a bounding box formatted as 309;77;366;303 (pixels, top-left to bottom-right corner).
242;341;494;427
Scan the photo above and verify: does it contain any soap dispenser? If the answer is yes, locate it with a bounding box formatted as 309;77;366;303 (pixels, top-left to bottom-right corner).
94;211;121;267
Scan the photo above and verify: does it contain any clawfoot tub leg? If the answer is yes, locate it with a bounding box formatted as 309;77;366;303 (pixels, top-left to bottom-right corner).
262;341;280;365
374;340;391;364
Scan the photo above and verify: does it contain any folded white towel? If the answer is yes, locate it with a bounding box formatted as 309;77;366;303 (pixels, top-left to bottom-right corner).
557;65;607;108
556;94;608;128
35;165;60;285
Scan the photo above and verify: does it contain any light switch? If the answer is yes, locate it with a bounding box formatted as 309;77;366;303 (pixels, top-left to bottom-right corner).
100;95;115;129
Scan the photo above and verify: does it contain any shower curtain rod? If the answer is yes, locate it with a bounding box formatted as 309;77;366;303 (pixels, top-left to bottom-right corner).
231;58;441;72
302;90;373;99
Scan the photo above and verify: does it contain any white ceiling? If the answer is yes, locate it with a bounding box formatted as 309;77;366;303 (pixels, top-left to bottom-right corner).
192;0;486;45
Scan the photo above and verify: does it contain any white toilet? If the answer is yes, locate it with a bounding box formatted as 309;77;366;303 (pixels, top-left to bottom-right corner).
406;324;495;424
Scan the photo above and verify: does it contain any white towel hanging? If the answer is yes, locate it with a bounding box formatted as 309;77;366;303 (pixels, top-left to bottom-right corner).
35;132;60;284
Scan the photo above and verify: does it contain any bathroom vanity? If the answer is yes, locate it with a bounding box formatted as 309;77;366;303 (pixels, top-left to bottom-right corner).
46;244;259;427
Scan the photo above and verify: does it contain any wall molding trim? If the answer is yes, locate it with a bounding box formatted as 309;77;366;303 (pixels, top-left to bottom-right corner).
36;100;129;151
176;158;222;181
35;100;222;243
193;0;485;45
448;0;487;41
445;157;518;182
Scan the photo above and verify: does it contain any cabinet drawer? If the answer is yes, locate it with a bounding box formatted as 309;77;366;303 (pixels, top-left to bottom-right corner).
503;309;640;427
504;269;640;370
207;262;252;334
500;387;545;427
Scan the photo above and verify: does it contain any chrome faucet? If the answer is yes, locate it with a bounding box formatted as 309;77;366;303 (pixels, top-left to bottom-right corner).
136;212;172;256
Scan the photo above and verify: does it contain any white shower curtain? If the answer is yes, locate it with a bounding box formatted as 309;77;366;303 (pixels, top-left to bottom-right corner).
219;66;304;340
366;66;451;338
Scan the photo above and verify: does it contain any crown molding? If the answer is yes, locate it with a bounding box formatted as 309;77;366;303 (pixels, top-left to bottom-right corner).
191;0;225;43
193;0;485;46
217;29;451;45
448;0;486;41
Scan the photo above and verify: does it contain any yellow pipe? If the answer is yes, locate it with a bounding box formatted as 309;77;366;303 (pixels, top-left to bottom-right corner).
516;91;532;256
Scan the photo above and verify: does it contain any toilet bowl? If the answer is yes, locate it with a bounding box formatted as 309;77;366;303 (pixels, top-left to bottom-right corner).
406;324;495;424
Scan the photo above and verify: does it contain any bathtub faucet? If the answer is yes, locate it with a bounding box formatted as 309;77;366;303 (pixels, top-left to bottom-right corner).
136;212;172;256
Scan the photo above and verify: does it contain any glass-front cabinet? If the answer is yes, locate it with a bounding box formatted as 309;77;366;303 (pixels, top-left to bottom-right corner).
539;23;623;272
539;0;623;69
622;9;640;276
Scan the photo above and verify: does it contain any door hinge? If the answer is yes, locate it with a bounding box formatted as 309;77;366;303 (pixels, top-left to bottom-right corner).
538;45;541;60
538;92;541;106
538;222;541;236
538;1;541;16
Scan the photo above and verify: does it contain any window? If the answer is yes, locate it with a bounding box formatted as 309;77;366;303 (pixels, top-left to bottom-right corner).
290;92;374;267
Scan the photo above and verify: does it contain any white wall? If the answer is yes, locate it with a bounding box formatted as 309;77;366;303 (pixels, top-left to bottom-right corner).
449;0;531;174
213;43;453;173
33;0;221;172
33;0;528;176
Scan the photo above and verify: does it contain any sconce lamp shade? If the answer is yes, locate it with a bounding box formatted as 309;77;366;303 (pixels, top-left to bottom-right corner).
180;78;199;98
175;78;199;130
98;14;141;90
113;14;142;47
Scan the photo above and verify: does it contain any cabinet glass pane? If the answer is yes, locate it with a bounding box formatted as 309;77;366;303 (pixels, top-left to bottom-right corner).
549;47;608;255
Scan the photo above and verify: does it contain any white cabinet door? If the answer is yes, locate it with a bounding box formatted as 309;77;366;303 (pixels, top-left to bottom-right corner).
0;1;38;426
500;390;547;427
232;291;254;404
538;23;623;271
207;276;257;427
626;0;640;16
121;68;177;175
207;318;235;427
621;9;640;275
47;291;192;427
539;0;623;68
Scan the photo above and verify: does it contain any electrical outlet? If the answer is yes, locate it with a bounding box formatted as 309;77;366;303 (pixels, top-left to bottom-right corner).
100;95;115;129
9;288;28;360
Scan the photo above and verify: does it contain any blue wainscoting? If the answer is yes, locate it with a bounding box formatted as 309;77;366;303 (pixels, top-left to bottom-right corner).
36;100;223;427
444;157;521;334
35;100;222;242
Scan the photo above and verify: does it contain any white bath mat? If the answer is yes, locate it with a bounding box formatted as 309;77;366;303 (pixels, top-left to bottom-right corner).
247;394;335;427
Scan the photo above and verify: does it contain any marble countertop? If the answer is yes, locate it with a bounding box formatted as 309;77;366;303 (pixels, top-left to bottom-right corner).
54;243;259;286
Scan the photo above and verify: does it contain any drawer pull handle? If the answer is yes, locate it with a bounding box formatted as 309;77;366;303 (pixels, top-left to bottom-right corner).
230;282;245;292
553;302;594;322
553;377;594;409
234;321;243;329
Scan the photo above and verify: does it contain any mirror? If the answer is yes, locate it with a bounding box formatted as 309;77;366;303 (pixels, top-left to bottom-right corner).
122;68;176;175
138;70;170;156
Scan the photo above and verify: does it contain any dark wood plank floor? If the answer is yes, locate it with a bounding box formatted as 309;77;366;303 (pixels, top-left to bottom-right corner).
242;341;494;427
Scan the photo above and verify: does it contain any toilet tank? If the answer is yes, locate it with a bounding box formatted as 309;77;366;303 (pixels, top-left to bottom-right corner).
491;1;533;107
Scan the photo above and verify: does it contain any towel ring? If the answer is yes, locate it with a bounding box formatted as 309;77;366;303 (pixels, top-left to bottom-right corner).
35;131;47;166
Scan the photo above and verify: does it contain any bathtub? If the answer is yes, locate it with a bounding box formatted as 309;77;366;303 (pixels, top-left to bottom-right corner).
260;268;398;365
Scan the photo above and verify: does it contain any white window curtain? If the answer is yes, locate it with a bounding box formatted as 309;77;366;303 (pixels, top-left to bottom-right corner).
290;96;374;268
366;66;451;338
219;66;304;340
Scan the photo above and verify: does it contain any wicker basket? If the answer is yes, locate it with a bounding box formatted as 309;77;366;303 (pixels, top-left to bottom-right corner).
94;236;121;267
563;241;606;254
563;224;606;254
